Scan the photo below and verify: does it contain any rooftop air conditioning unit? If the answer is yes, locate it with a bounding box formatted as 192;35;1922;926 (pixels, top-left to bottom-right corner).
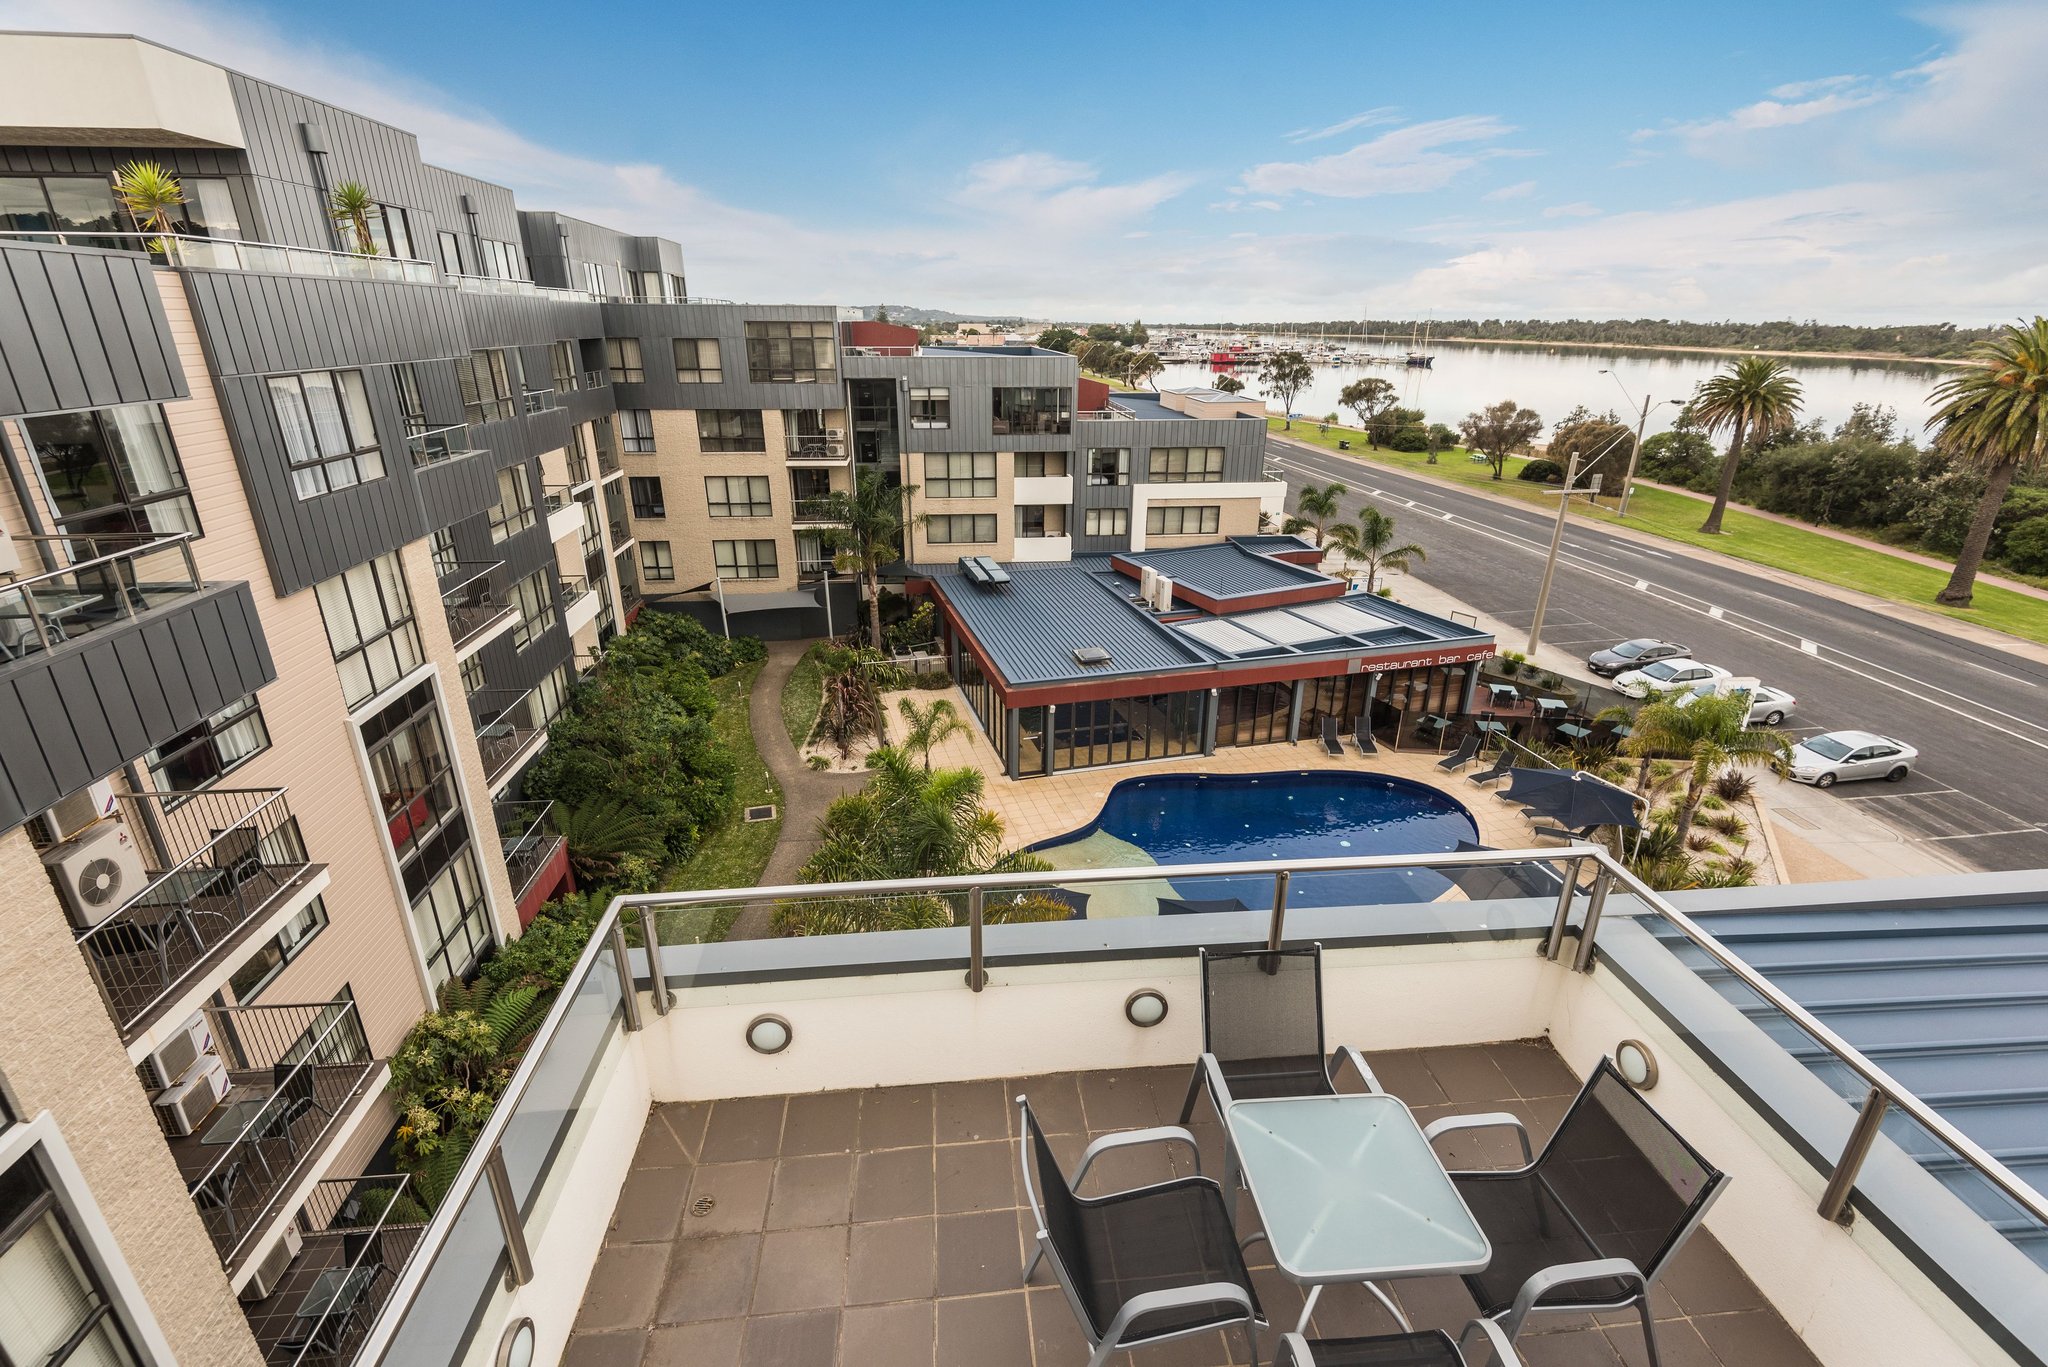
153;1054;227;1137
141;1014;215;1091
240;1223;304;1303
43;820;147;929
1139;566;1159;601
1151;576;1175;612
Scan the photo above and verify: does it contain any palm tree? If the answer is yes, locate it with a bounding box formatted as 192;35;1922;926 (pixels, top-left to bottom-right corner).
1924;317;2048;606
111;161;185;249
896;696;965;771
1326;506;1426;594
1124;350;1165;390
1690;357;1803;534
329;180;379;255
1260;350;1314;428
555;800;665;886
1286;481;1347;545
1620;692;1791;849
820;469;919;650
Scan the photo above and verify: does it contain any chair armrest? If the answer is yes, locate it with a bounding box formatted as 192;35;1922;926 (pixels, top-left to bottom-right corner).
1073;1125;1203;1188
1498;1258;1645;1342
1458;1316;1525;1367
1276;1331;1316;1367
1422;1112;1533;1168
1327;1044;1381;1094
1096;1279;1258;1350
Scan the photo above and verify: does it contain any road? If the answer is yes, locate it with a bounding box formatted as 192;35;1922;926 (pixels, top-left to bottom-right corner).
1265;433;2048;871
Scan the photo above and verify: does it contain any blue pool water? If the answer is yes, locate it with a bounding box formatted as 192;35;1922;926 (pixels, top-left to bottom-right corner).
1034;771;1480;910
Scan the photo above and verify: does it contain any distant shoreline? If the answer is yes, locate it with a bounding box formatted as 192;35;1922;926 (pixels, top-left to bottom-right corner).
1414;335;1963;368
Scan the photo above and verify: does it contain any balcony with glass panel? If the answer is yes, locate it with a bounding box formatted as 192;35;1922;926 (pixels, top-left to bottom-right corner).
495;800;569;926
404;422;484;470
439;561;517;657
0;228;439;282
241;1174;428;1367
470;687;547;790
346;851;2048;1367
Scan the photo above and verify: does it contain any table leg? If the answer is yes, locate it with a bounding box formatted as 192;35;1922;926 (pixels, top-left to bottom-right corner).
1294;1284;1322;1336
1363;1281;1412;1332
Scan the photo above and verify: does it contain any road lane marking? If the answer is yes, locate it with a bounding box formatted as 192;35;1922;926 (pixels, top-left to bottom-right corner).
1634;579;1649;591
1800;640;1819;655
1708;606;1725;619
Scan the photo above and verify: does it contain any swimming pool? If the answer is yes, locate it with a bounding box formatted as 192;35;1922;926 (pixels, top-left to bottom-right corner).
1033;771;1480;914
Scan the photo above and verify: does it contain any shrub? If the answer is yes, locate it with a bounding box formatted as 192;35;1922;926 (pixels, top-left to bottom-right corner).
1703;811;1749;841
1497;651;1526;677
1388;426;1430;452
2004;516;2048;576
1517;459;1565;484
1713;770;1757;802
885;601;937;653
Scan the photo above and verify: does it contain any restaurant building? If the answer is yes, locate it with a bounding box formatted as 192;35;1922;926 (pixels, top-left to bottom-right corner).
924;537;1497;777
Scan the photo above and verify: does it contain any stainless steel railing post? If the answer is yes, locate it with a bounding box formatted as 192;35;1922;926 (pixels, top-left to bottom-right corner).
610;921;643;1031
1268;870;1291;954
966;887;986;992
1571;869;1613;973
638;906;672;1015
1818;1088;1889;1225
1544;857;1583;961
484;1147;534;1288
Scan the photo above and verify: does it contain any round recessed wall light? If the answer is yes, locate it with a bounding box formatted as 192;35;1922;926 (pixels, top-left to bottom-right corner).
746;1014;793;1055
1616;1039;1658;1090
1124;989;1169;1028
496;1318;535;1367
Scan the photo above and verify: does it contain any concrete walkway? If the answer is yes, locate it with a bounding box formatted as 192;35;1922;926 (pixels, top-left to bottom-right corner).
725;640;866;940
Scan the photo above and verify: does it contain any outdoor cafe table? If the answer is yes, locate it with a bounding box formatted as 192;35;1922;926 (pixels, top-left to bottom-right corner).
1225;1093;1491;1334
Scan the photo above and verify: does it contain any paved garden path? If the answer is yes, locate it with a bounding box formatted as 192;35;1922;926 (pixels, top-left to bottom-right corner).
725;640;866;940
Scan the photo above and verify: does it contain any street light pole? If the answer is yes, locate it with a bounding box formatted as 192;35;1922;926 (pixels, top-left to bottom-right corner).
1527;455;1602;656
1619;393;1651;519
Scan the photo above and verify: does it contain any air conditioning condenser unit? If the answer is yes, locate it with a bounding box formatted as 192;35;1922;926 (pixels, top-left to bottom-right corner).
42;820;147;929
239;1222;304;1302
153;1055;228;1137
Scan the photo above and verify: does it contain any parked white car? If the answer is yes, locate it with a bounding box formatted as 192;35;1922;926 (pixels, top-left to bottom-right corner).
1674;678;1797;727
1611;658;1733;700
1789;731;1918;787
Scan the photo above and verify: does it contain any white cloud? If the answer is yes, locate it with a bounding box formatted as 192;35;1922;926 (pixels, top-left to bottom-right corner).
1540;202;1600;219
1637;80;1887;156
1211;199;1285;213
1767;74;1862;100
1482;180;1538;201
1240;115;1524;199
1283;107;1402;143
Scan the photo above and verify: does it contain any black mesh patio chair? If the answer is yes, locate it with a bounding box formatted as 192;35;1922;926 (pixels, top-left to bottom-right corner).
259;1059;330;1160
1352;714;1378;756
1274;1321;1525;1367
1436;733;1482;771
1178;944;1379;1128
1017;1096;1263;1367
1320;714;1344;756
1467;751;1513;786
1424;1056;1728;1358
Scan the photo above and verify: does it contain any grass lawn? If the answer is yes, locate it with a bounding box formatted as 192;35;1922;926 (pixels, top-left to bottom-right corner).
781;642;827;749
1268;416;2048;647
664;660;780;932
1082;369;1137;391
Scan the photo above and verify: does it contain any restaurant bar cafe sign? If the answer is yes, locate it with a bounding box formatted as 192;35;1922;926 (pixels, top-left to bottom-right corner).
1347;644;1496;675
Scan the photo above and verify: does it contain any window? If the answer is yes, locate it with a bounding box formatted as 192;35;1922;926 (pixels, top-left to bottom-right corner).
411;846;491;990
926;514;997;544
1148;447;1226;483
1084;507;1130;537
1016;452;1068;478
430;528;459;578
145;693;270;794
706;475;772;517
459;653;484;697
478;238;523;280
1147;504;1221;536
227;896;329;1002
713;540;779;579
641;541;675;581
393;363;427;435
316;552;423;706
908;387;950;429
674;338;722;383
923;452;996;499
606;337;644;384
0;1154;142;1367
23;403;197;537
0;174;121;242
697;410;766;452
167;177;240;239
1016;505;1065;538
744;320;837;383
619;410;655;454
485;465;536;543
550;341;578;392
509;570;556;650
991;387;1072;435
339;202;414;260
629;476;666;519
1087;449;1130;486
268;370;385;499
436;230;463;276
362;678;460;865
456;349;517;425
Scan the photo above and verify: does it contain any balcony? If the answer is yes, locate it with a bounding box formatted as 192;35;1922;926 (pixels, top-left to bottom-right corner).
597;443;622;479
521;388;560;416
495;800;569;927
439;562;517;656
786;431;851;466
348;850;2048;1367
0;230;436;283
608;518;633;550
175;998;380;1276
791;497;843;527
1;531;206;663
471;688;545;790
558;574;601;637
542;487;583;545
447;272;600;302
404;422;484;470
583;368;608;390
243;1175;427;1367
990;413;1073;436
70;788;322;1048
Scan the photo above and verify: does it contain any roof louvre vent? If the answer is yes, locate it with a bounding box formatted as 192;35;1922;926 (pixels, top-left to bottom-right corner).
1072;647;1111;666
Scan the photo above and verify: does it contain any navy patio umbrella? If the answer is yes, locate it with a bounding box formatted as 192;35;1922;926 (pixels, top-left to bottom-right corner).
1518;770;1643;831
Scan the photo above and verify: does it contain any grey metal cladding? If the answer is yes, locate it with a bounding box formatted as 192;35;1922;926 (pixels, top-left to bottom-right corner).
422;165;521;249
843;350;1079;454
522;211;686;291
0;580;275;830
415;449;502;529
603;302;841;411
0;241;188;417
1088;415;1268;484
226;71;439;252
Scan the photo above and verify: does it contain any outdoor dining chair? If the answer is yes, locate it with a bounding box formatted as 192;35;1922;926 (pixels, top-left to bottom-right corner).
1017;1096;1264;1367
257;1059;331;1162
1423;1056;1728;1361
1178;944;1379;1128
1275;1322;1525;1367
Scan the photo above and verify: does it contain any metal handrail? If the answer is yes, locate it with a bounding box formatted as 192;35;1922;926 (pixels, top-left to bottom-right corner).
520;388;559;415
0;229;435;282
404;422;480;469
278;1173;422;1367
355;842;2048;1366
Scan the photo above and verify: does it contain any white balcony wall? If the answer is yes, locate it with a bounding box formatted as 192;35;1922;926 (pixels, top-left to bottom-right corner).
1013;475;1073;504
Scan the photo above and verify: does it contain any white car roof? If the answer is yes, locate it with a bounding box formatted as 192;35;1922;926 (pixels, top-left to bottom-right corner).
1805;729;1888;747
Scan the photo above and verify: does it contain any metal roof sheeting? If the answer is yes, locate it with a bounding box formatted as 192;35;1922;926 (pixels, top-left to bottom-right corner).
1119;542;1332;600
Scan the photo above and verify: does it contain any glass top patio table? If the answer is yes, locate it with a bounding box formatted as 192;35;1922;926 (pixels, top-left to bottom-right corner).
1225;1093;1491;1283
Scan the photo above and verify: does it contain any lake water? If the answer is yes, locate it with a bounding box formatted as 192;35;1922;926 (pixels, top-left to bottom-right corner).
1155;339;1954;440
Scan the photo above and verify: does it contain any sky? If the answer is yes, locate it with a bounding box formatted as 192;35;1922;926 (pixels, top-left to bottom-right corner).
9;0;2045;323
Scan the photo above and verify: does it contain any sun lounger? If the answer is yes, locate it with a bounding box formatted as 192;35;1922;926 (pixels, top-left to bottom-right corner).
1352;714;1378;756
1320;714;1344;756
1437;733;1481;771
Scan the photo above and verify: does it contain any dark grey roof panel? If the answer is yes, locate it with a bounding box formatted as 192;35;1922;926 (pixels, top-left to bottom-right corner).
934;559;1214;685
1118;542;1334;600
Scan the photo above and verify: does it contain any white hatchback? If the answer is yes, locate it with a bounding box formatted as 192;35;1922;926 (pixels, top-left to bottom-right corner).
1789;731;1918;788
1611;658;1733;700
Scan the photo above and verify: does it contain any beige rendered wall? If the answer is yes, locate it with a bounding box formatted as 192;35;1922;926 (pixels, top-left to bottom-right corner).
906;448;1015;562
0;827;264;1367
1143;495;1264;550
